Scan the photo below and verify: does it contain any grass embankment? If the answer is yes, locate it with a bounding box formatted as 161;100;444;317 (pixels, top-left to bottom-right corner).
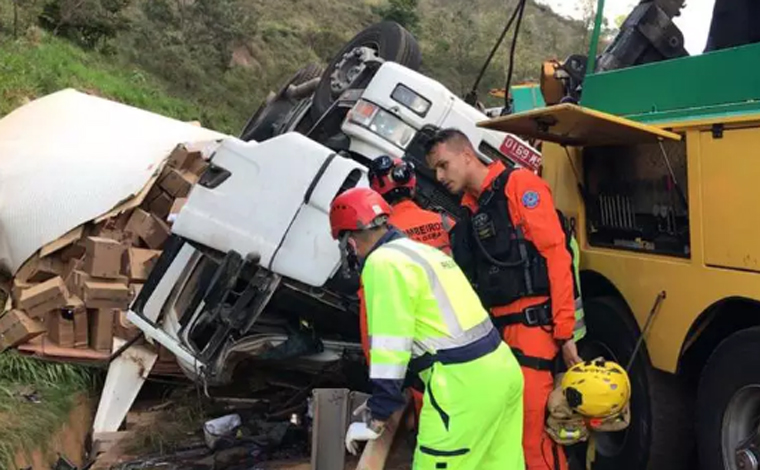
0;30;235;133
0;351;95;468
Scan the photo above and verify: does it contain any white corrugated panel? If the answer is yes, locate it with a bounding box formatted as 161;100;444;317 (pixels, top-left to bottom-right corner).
0;88;227;275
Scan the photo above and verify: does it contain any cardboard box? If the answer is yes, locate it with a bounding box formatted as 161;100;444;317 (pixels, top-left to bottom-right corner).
63;258;84;281
73;307;88;349
84;237;126;279
144;184;163;206
185;152;209;177
59;243;87;263
46;310;75;348
148;191;174;220
16;255;65;284
159;167;197;198
114;310;141;342
89;309;115;352
124;248;161;282
40;225;84;258
66;270;90;300
0;310;45;352
11;279;31;304
167;144;191;169
17;277;69;319
125;209;171;250
83;281;132;310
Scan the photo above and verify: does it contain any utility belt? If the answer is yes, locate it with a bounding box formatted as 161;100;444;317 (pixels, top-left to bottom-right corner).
408;328;501;375
492;300;553;330
491;301;558;372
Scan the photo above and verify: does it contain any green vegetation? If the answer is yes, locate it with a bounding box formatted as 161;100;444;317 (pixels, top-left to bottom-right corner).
123;390;207;456
0;351;96;468
0;0;592;133
0;31;215;123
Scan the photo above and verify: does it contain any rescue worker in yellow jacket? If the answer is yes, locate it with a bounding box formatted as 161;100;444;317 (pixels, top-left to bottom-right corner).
329;187;525;470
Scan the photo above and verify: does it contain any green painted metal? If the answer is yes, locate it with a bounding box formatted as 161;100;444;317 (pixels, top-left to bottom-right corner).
627;101;760;126
581;42;760;121
510;85;546;113
585;0;606;74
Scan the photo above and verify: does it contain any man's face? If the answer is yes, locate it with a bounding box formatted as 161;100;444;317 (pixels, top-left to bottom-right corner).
427;142;470;195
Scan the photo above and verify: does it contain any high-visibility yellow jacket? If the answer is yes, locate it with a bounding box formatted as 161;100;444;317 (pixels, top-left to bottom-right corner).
361;231;501;420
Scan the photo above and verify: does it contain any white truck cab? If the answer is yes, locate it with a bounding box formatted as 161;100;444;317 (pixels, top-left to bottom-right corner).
342;61;513;164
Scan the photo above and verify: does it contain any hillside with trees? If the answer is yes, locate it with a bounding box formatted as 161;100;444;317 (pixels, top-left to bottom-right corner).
0;0;595;133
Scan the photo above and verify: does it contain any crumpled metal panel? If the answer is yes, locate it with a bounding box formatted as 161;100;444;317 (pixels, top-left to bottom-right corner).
0;88;225;275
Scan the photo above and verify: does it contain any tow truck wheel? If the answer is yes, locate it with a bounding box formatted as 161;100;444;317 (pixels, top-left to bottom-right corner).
311;21;421;118
567;296;694;470
239;63;324;142
697;327;760;470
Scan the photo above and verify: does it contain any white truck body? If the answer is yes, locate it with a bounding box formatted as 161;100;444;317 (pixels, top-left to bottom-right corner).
0;88;224;275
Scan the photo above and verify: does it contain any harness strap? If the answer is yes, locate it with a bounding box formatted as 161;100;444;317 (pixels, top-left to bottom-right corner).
511;347;556;372
491;301;553;329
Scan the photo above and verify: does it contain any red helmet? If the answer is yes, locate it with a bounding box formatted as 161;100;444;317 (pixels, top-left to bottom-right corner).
368;156;416;203
329;187;392;239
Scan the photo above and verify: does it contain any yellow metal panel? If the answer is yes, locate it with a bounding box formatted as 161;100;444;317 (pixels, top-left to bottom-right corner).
478;103;682;146
541;128;760;374
700;128;760;272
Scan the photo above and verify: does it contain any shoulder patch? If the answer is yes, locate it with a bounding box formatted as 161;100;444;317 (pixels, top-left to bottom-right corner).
521;190;540;209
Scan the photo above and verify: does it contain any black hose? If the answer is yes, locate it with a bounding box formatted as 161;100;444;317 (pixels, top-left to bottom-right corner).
465;0;523;105
471;222;525;268
503;0;528;114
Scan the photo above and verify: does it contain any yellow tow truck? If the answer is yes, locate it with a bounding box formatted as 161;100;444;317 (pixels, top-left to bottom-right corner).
479;1;760;469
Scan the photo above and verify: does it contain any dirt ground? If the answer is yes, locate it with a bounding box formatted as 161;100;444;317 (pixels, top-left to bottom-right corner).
14;395;94;469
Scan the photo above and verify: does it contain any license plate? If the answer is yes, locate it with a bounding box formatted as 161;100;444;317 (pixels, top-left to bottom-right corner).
499;135;542;172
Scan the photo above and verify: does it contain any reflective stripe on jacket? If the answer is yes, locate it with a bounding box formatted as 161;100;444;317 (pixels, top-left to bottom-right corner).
361;236;496;420
568;234;587;342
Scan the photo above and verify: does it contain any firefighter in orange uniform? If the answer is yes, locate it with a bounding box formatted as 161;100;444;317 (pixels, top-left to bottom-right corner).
357;155;456;425
425;129;582;470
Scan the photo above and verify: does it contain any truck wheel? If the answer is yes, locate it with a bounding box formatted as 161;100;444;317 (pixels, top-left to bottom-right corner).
310;21;421;119
240;63;323;142
697;327;760;470
567;296;694;470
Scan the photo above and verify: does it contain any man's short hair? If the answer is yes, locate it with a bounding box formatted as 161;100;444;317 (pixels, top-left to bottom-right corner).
425;128;475;157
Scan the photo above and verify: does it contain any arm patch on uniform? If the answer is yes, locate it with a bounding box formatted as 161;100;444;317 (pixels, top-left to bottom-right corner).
521;190;540;209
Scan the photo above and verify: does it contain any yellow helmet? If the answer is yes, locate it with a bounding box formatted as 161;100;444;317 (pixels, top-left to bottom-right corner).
561;359;631;419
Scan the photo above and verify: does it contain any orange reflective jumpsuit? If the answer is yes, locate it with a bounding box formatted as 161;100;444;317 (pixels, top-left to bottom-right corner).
358;199;455;422
460;162;574;470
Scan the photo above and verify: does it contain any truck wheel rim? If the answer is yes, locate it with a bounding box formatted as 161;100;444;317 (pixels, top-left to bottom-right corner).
329;46;380;97
581;339;628;458
722;385;760;470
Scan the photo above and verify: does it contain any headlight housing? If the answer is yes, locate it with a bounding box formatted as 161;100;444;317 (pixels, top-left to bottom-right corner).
347;100;415;149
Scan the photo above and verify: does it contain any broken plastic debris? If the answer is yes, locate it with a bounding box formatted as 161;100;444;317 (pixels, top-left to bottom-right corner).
203;414;242;450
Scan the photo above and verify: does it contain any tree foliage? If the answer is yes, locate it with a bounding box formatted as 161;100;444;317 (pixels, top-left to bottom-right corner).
373;0;420;33
38;0;131;49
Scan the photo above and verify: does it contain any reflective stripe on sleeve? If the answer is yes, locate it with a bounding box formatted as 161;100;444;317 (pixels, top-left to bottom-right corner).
371;335;413;352
370;363;408;380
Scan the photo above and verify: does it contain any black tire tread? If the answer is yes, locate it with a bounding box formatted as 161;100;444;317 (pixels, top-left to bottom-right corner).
696;326;760;470
579;296;694;470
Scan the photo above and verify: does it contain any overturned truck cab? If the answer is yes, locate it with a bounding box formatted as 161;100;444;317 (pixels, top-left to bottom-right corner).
95;133;368;433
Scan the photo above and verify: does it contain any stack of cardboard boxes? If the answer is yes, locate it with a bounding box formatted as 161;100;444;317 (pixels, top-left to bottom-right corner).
0;144;209;355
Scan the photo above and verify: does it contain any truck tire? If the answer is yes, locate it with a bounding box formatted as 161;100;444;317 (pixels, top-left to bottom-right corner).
567;296;694;470
310;21;421;119
240;63;323;142
697;327;760;470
